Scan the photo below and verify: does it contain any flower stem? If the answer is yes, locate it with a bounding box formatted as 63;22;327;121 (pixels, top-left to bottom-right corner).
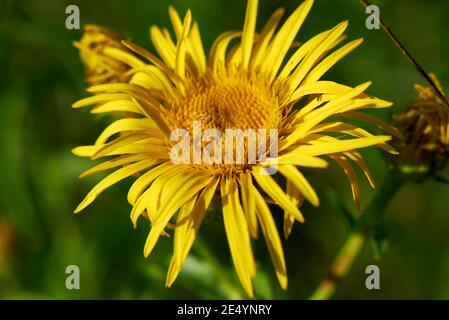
309;171;406;300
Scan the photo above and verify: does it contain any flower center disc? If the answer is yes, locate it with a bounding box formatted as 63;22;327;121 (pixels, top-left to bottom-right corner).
166;74;286;172
172;79;282;132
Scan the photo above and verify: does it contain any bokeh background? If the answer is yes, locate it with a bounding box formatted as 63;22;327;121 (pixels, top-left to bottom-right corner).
0;0;448;299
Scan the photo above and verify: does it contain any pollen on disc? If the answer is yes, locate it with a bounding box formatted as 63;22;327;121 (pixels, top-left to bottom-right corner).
171;75;282;132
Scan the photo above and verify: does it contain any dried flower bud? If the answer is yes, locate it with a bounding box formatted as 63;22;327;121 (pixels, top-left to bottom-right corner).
74;24;133;85
393;74;449;177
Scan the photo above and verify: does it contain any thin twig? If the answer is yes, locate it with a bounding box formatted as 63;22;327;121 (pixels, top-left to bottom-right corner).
360;0;449;108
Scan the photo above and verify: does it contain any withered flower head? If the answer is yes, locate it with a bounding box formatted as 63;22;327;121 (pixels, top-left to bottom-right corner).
74;24;136;85
393;74;449;177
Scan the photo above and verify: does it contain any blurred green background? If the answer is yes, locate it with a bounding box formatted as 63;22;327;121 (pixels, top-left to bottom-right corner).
0;0;448;299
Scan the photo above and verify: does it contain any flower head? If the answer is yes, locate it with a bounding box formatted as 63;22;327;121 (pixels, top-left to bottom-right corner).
393;74;449;177
72;0;395;297
74;24;138;85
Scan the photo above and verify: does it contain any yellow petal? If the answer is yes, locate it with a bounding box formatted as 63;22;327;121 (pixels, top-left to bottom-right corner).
288;81;352;104
103;46;145;68
281;82;373;149
344;151;375;189
95;118;158;145
262;0;314;80
90;100;142;115
166;178;219;287
189;22;207;74
150;26;176;68
72;145;100;158
253;185;288;289
337;98;393;113
168;6;183;39
283;181;304;239
241;0;258;68
252;168;305;223
250;8;284;70
221;177;255;297
278;29;331;80
86;83;140;94
131;97;171;139
239;172;258;239
143;171;213;258
290;94;337;123
175;178;219;267
72;94;129;109
74;159;157;213
122;40;182;84
278;165;319;207
128;162;176;205
79;154;152;178
292;135;392;156
146;165;189;222
330;154;361;210
92;132;148;159
209;31;241;73
341;111;404;139
126;65;176;99
175;11;192;80
288;20;348;90
73;136;167;160
262;153;328;168
310;121;397;154
167;8;205;75
304;38;364;84
166;195;197;287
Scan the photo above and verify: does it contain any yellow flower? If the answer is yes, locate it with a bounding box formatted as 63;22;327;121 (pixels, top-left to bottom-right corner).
74;24;137;85
393;74;449;176
72;0;395;297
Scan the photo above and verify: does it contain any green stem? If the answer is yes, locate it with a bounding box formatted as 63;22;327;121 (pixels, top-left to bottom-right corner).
309;171;406;300
358;171;406;230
